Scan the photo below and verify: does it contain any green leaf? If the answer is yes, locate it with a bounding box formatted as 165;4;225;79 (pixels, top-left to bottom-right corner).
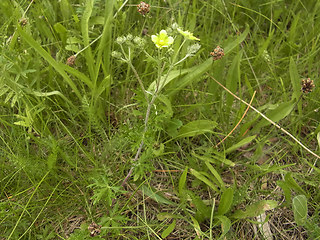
168;59;213;96
217;188;234;215
284;173;307;196
63;64;93;89
53;22;67;34
157;94;173;117
252;100;296;131
292;195;307;226
192;152;235;167
177;120;217;138
178;167;188;197
204;161;225;190
161;220;176;239
277;180;292;206
225;135;256;154
81;0;95;80
157;212;179;221
17;27;82;100
187;190;211;222
189;214;201;236
224;25;249;54
141;185;175;205
214;215;231;239
148;68;191;92
165;118;183;137
225;51;242;117
289;57;301;102
60;0;72;21
190;169;219;193
231;200;278;219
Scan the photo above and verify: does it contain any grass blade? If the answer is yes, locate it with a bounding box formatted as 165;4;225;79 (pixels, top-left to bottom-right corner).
17;27;82;100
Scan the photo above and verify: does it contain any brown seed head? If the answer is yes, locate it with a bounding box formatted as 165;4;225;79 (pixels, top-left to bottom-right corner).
137;1;150;15
301;78;315;94
66;55;76;66
210;46;224;60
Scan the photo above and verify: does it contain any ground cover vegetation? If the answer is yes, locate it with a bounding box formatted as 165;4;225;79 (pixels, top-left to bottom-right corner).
0;0;320;239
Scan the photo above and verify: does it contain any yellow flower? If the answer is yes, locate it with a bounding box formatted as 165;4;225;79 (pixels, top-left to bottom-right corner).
151;30;174;48
177;28;200;41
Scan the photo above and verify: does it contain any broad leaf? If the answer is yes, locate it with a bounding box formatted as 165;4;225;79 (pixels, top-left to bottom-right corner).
292;195;307;226
177;120;217;138
231;200;278;219
217;188;234;215
161;220;176;239
252;100;296;131
225;135;256;154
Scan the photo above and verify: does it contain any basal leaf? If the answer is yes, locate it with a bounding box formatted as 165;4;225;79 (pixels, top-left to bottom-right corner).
217;188;234;215
252;100;296;131
224;25;249;54
177;120;217;138
141;185;175;205
161;220;176;239
178;166;188;197
225;135;256;154
204;161;225;190
292;195;307;226
168;59;213;96
190;169;219;193
214;215;231;239
192;152;235;167
231;200;278;219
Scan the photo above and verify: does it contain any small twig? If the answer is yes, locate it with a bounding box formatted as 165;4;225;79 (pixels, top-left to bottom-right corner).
216;90;256;147
207;73;320;160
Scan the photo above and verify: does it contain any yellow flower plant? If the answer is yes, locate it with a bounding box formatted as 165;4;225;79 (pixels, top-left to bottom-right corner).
151;30;174;48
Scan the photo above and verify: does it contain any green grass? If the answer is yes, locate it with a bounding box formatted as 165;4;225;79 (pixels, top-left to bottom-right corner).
1;0;320;239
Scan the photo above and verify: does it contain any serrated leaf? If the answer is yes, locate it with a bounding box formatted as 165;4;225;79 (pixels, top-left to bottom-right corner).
217;188;234;215
177;120;217;138
292;195;307;226
161;220;176;239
